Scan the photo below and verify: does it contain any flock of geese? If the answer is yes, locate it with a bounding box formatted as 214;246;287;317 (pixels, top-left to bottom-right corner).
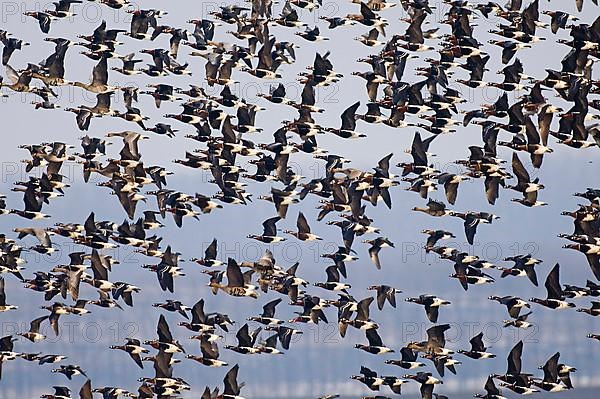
1;0;600;398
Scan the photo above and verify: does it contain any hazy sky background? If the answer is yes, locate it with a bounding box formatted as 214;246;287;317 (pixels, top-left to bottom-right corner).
0;0;599;398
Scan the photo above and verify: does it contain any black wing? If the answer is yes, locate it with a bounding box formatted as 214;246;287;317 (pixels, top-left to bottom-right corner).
157;314;173;343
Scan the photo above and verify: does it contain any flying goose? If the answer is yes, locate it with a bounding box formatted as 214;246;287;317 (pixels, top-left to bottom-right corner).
339;297;378;337
9;185;51;220
473;375;506;399
491;340;530;386
153;300;191;319
314;265;351;292
289;295;328;325
296;26;328;42
508;153;546;207
385;346;426;369
285;212;322;241
0;31;29;65
225;324;262;355
89;290;123;310
356;28;385;47
422;229;455;250
405;294;451;323
110;338;149;369
367;285;401;310
530;263;575;310
451;263;495;290
321;246;358;277
23;12;57;34
273;2;307;28
144;314;185;354
178;299;216;333
355;328;394;355
531;352;569;392
70;57;117;93
213;364;244;399
421;352;461;377
449;211;499;245
458;332;496;360
214;258;258;298
18;316;47;342
186;335;228;367
327;102;366;139
191;238;223;267
40;386;71;399
363;237;394;269
351;366;385;391
407;324;453;356
498;254;540;286
247;298;283;326
264;325;303;350
489;295;530;318
51;364;88;380
346;2;388;34
402;372;443;399
503;311;534;329
248;216;286;243
257;333;283;355
412;200;450;217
